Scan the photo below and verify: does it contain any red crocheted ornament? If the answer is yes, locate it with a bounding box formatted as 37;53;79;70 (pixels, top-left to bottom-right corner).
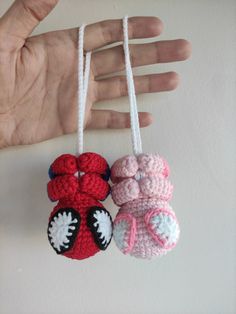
47;152;113;260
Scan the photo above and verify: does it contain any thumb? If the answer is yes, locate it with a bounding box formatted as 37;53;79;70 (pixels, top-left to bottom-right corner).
0;0;59;50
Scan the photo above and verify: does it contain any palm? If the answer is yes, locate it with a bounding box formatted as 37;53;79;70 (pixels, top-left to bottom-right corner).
0;1;191;149
8;30;93;145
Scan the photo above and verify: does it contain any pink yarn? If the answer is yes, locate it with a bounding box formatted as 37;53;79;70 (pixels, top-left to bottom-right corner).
114;213;137;254
111;153;169;182
112;176;173;206
111;153;180;259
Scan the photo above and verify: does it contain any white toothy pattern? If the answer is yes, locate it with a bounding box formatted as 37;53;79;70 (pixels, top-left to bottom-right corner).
48;211;78;252
151;213;180;245
93;210;112;247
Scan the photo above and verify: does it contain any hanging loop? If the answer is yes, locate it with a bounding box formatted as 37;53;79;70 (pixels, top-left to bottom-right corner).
123;16;143;156
78;18;142;156
77;24;91;156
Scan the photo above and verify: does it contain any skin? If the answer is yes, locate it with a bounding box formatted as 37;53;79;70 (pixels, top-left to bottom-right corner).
0;0;191;149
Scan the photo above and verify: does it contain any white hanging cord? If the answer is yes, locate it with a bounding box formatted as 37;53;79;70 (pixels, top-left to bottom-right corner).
77;24;91;155
123;16;143;155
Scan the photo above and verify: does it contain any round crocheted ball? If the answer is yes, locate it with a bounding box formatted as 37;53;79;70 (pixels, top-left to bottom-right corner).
47;152;112;260
47;192;113;260
111;153;180;259
113;198;179;259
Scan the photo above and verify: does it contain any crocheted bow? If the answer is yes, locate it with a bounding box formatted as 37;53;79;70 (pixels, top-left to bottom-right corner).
111;154;173;206
47;152;110;202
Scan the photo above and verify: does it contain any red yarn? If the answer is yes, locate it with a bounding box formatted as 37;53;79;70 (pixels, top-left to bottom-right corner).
47;152;112;260
80;173;110;200
77;152;108;175
51;154;77;175
47;175;79;201
49;193;102;260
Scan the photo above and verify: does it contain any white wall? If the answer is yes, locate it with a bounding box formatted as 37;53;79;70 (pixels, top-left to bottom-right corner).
0;1;235;313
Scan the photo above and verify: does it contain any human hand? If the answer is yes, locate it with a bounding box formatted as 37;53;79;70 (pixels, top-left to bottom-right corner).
0;0;191;149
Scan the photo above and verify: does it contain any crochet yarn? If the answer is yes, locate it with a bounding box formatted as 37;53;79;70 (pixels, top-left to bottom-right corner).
111;153;180;259
46;24;113;261
48;153;110;202
47;152;113;260
109;17;180;259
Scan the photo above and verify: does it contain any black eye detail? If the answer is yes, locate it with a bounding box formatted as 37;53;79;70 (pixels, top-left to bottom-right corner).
48;166;57;179
47;208;81;254
101;166;111;181
87;206;113;250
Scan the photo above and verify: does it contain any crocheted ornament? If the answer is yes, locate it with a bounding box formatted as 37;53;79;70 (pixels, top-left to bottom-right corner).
110;17;180;259
111;154;179;259
46;25;113;260
47;152;112;260
47;152;112;259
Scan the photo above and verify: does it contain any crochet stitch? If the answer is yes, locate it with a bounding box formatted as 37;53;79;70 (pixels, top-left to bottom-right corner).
111;154;173;206
47;152;113;260
110;16;180;259
111;154;180;259
46;23;113;260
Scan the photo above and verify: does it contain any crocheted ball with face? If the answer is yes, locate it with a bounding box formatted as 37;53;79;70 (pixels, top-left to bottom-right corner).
47;152;113;260
111;153;180;259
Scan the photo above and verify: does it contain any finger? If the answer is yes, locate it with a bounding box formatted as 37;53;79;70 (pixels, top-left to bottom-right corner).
0;0;59;50
87;110;153;129
84;16;163;51
92;39;191;77
95;72;179;102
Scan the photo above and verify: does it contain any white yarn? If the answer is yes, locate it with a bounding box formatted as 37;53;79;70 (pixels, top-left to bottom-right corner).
78;18;142;155
77;24;91;155
93;209;113;247
48;211;78;252
123;16;143;156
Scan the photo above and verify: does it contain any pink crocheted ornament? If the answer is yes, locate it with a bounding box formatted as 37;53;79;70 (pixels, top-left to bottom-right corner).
109;17;180;259
111;153;180;259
